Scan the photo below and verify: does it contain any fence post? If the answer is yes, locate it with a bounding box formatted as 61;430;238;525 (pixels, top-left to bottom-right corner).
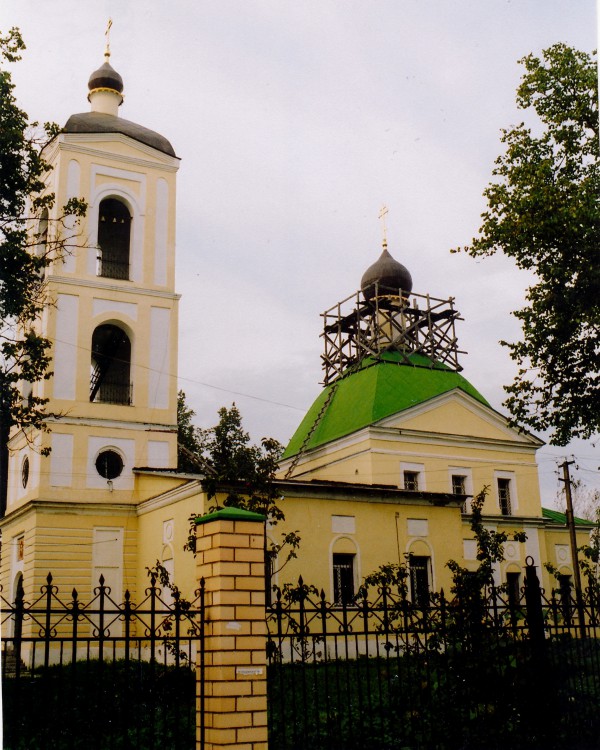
195;507;267;750
524;556;545;650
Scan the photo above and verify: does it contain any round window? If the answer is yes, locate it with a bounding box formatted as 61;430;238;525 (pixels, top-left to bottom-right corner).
21;456;29;489
95;449;124;480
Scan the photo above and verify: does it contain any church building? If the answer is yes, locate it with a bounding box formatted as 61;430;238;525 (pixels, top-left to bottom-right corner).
0;49;593;609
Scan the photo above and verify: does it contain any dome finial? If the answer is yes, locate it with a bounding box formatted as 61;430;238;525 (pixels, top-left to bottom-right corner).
360;208;413;301
104;18;113;61
88;22;124;115
378;204;389;251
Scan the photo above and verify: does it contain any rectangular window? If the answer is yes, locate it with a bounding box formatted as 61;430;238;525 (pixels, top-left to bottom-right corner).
497;478;512;515
404;471;420;491
409;556;430;607
506;572;521;610
333;553;355;606
558;574;573;624
452;475;466;495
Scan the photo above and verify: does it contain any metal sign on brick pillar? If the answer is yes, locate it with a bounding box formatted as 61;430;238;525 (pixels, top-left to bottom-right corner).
194;507;268;750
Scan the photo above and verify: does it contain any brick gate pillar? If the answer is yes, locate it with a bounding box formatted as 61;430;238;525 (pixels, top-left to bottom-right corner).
195;507;268;750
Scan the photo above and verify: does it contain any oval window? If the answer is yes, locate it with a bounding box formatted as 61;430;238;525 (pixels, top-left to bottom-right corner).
95;449;124;480
21;456;29;489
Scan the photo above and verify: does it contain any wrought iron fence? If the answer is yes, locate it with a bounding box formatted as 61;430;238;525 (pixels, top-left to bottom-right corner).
267;561;600;750
1;572;205;750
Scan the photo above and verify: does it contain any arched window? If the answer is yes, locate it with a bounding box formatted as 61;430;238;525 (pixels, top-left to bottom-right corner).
331;537;358;606
97;198;131;280
90;324;132;404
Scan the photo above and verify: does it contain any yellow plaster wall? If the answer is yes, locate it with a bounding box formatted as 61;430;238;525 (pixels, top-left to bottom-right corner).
269;493;465;597
0;505;139;603
136;490;208;600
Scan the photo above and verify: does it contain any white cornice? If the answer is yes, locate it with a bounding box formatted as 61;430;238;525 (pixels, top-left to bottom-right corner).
49;275;181;300
58;134;180;171
372;447;538;466
136;479;204;516
44;415;177;431
370;429;540;455
0;500;139;527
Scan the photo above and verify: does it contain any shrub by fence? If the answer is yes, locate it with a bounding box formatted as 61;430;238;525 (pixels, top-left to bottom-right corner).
1;572;205;750
266;559;600;750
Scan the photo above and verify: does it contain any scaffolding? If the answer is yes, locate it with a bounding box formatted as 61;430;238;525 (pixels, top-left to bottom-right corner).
320;281;465;385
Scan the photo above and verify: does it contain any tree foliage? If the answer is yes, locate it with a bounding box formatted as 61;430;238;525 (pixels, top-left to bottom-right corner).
455;44;599;445
184;403;300;567
445;487;527;600
0;28;86;444
176;390;206;472
200;403;284;519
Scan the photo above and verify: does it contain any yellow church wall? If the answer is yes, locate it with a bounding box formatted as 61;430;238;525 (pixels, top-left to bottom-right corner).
132;472;189;503
287;425;542;521
544;526;594;578
136;487;208;600
269;491;466;599
393;398;519;443
286;440;376;484
0;503;139;606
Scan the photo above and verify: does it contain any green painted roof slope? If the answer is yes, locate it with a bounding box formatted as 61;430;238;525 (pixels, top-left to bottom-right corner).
542;507;593;527
283;352;490;458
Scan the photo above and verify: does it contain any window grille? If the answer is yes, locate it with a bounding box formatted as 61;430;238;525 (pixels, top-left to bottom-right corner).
333;553;355;605
498;478;512;515
403;471;419;491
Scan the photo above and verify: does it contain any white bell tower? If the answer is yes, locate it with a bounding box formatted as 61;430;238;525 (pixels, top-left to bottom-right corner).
2;45;181;566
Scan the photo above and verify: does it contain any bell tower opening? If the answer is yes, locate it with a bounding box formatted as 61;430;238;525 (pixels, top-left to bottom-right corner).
97;198;131;280
90;324;132;405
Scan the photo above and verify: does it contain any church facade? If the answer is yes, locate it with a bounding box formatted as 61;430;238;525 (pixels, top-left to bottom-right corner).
0;51;593;610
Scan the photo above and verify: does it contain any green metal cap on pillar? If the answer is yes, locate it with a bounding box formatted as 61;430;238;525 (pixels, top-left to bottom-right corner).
194;507;266;526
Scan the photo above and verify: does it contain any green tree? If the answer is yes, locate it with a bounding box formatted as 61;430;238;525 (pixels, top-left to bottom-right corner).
0;28;86;443
455;44;599;445
176;390;206;472
185;403;300;572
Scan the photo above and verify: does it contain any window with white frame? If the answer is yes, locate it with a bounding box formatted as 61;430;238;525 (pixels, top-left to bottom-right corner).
332;553;355;605
401;462;425;492
494;472;517;516
448;466;473;511
451;474;466;495
409;555;431;607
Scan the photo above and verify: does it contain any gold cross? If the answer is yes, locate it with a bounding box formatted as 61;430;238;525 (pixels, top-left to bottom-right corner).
378;205;389;247
104;18;113;59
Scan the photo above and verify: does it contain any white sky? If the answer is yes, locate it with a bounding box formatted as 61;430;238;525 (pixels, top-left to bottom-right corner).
3;1;599;507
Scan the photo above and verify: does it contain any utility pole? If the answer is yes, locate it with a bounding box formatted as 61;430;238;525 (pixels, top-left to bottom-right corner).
559;460;586;638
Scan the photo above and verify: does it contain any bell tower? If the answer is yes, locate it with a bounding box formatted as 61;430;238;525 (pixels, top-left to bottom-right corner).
2;45;181;584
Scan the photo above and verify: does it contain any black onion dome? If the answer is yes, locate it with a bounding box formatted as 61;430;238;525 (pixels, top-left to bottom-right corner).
361;248;413;300
88;60;124;94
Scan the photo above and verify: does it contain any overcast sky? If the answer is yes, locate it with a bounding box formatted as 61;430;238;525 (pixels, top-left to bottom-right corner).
3;1;599;506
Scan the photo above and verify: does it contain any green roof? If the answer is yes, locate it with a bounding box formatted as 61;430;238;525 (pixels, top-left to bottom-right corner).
283;352;490;458
541;507;594;526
